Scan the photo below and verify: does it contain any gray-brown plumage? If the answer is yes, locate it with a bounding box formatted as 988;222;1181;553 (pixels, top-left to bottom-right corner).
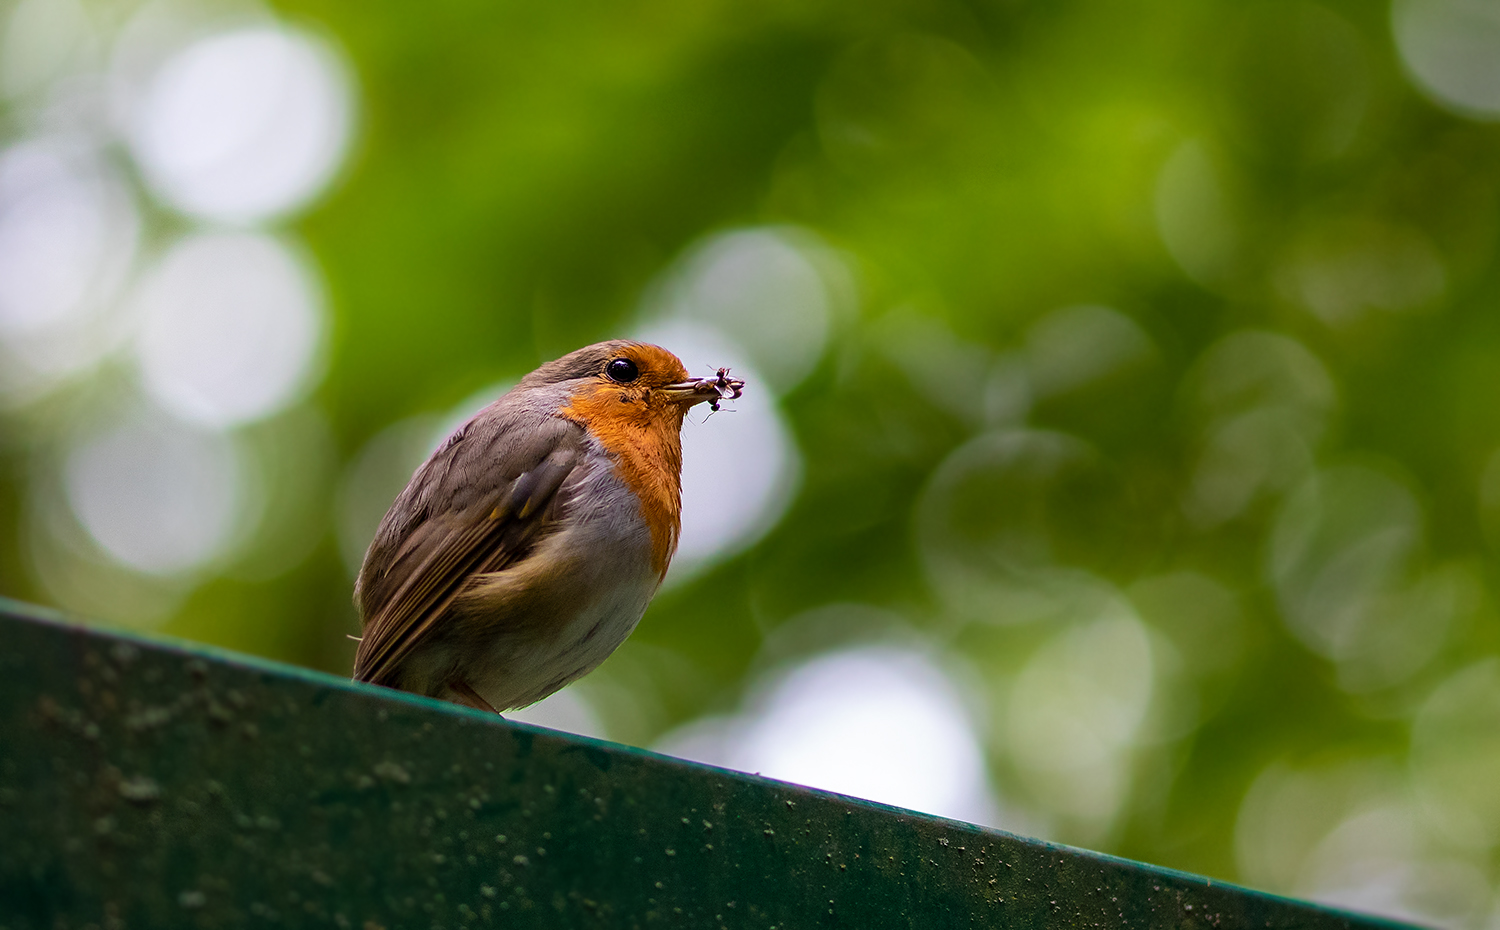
352;341;742;713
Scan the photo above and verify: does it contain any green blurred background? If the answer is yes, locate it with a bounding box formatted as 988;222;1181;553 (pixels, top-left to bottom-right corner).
4;0;1500;923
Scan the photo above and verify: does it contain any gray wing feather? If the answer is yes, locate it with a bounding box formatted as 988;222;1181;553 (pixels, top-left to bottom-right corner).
352;402;588;688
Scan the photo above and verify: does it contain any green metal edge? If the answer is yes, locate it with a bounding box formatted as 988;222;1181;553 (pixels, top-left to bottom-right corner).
0;597;1421;930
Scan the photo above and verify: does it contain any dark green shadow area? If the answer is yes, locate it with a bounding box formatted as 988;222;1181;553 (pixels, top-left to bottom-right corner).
0;598;1416;930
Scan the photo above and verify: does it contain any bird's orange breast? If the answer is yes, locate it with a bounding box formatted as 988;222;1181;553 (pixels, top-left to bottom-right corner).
560;388;685;579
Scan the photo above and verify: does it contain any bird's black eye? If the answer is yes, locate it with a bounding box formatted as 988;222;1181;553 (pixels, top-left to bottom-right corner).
606;357;639;383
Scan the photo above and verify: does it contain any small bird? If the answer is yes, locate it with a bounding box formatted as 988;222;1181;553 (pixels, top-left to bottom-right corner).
352;341;743;714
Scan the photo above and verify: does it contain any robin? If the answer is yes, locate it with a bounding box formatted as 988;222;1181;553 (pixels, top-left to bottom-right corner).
352;341;743;714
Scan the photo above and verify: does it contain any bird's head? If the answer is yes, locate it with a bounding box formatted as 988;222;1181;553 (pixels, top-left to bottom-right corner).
530;341;743;430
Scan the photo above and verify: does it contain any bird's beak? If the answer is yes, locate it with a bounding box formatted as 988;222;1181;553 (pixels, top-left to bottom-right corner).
659;373;746;407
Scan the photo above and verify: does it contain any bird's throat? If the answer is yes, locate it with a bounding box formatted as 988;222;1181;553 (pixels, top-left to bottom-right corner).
559;392;685;579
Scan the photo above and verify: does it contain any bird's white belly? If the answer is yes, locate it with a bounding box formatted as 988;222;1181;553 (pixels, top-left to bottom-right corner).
474;578;656;710
467;467;663;710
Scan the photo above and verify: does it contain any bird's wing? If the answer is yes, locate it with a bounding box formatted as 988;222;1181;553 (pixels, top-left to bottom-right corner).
352;410;587;688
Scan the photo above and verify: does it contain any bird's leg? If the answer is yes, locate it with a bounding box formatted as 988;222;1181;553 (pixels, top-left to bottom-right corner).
448;679;502;715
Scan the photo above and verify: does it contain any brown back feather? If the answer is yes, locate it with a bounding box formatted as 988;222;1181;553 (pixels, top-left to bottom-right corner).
352;406;587;686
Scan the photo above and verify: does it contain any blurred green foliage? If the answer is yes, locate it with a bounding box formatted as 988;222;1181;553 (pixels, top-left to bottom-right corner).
6;0;1500;920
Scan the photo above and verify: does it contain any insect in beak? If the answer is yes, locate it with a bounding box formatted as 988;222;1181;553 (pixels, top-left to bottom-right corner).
660;369;745;411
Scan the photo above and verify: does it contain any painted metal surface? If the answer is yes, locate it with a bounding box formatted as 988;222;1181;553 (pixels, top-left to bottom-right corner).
0;598;1413;929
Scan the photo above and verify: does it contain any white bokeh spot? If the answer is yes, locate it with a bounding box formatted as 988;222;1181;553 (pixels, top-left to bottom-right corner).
657;227;843;393
1155;140;1242;288
1006;602;1154;836
64;411;245;575
1394;0;1500;120
0;141;138;379
128;25;353;223
656;645;999;825
633;320;801;580
508;686;610;741
131;230;324;428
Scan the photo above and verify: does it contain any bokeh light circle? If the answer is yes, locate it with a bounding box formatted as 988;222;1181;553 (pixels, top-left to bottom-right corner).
1155;140;1242;288
0;141;138;385
2;0;96;100
1267;462;1462;692
1394;0;1500;120
63;411;244;575
1411;659;1500;848
656;644;998;825
1023;304;1156;398
632;320;801;580
128;25;353;223
1006;602;1154;836
131;230;324;428
652;226;846;393
916;427;1105;623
